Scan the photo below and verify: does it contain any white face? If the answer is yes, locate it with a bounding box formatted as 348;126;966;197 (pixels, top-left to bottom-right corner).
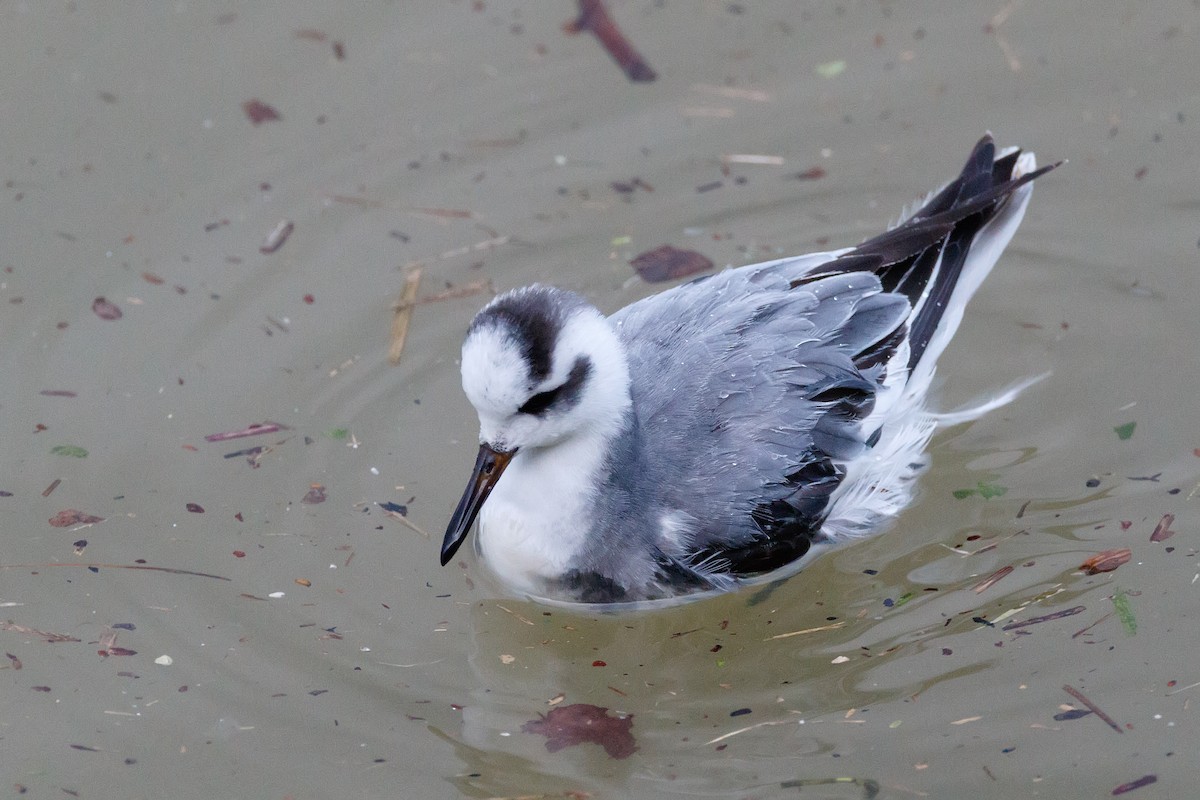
459;307;629;452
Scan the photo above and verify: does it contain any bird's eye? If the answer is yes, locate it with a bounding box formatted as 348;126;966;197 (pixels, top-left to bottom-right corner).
518;385;562;416
516;357;592;416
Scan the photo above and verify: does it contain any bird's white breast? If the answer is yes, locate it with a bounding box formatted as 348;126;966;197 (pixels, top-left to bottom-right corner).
476;430;606;593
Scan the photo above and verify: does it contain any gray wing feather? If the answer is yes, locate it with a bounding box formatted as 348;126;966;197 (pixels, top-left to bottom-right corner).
610;257;904;553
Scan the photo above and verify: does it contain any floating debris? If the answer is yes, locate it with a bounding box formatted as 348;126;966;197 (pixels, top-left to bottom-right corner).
565;0;656;83
1112;775;1157;795
764;621;845;641
1001;606;1086;630
1149;514;1175;542
1062;684;1123;734
91;297;122;320
242;99;282;125
1053;708;1093;721
388;267;423;365
1080;548;1131;575
972;565;1014;593
97;629;135;658
1111;589;1137;635
630;245;713;283
259;220;294;254
953;480;1008;500
1;620;82;643
0;562;229;581
522;703;637;759
204;421;288;442
787;166;828;181
723;154;785;166
815;60;847;79
1071;612;1114;639
414;279;492;308
48;510;104;528
1113;421;1136;440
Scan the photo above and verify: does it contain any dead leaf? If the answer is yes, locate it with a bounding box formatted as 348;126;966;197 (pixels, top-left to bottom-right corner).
630;245;713;282
522;703;637;759
1150;514;1176;542
48;509;104;528
1080;548;1132;575
243;99;282;125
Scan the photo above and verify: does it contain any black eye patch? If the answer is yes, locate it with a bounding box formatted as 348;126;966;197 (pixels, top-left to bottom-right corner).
517;356;592;416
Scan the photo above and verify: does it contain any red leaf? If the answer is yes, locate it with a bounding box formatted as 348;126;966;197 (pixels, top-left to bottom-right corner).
630;245;713;283
522;703;637;759
92;297;122;320
48;509;104;527
1150;514;1176;542
1080;548;1131;575
790;166;827;181
242;99;282;125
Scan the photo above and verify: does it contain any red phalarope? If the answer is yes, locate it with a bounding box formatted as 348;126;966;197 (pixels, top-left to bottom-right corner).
440;135;1057;605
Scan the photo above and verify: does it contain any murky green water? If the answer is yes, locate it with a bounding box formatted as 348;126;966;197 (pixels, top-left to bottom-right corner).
2;3;1197;797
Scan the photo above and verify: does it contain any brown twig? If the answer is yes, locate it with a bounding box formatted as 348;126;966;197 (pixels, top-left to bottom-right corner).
204;421;288;443
972;565;1014;594
1001;606;1085;630
388;267;423;365
1071;612;1114;639
1062;684;1123;733
566;0;656;82
0;563;230;581
415;279;493;307
380;504;432;539
1;620;81;643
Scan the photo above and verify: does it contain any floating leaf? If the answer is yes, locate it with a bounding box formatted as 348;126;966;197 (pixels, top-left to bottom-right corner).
91;297;122;320
1080;548;1131;575
976;481;1008;499
48;509;104;527
50;445;88;458
242;98;282;125
1113;421;1136;440
522;703;637;759
630;245;713;283
953;481;1007;500
1149;514;1175;542
327;428;349;440
1111;589;1137;636
815;59;847;78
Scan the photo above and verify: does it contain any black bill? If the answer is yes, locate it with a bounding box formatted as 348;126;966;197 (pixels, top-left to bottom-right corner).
440;443;516;565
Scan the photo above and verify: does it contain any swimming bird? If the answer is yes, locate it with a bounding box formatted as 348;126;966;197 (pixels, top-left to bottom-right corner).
440;135;1056;605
